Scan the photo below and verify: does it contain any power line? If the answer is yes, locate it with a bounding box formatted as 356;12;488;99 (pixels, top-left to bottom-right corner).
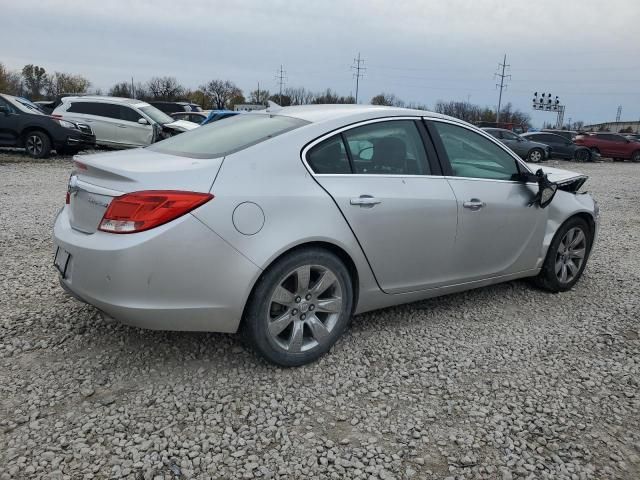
275;65;287;105
351;52;366;104
494;54;511;123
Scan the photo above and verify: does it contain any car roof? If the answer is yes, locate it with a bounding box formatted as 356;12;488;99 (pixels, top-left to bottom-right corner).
267;104;460;125
61;95;146;106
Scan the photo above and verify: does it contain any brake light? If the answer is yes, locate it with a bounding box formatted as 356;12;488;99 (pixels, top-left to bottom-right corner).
98;191;213;234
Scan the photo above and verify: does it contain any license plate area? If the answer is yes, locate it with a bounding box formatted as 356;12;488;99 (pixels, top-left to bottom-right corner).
54;247;71;278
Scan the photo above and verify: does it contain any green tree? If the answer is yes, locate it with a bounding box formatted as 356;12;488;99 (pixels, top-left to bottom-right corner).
22;64;48;100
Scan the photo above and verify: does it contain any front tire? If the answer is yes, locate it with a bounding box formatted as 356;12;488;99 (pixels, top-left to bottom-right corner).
242;248;354;367
533;217;592;293
527;148;544;163
631;151;640;163
24;131;51;158
574;149;591;162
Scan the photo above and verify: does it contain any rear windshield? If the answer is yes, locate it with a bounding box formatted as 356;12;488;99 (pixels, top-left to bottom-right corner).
148;113;309;158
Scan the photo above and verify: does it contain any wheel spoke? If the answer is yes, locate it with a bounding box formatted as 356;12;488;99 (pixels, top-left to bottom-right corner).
566;259;579;276
555;259;563;275
310;269;337;296
569;230;585;249
316;297;342;313
560;263;568;282
295;265;311;293
272;285;294;306
287;320;304;352
569;248;586;259
268;311;293;336
307;315;330;343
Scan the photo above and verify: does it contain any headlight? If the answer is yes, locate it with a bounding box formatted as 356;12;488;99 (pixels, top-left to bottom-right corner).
57;119;78;130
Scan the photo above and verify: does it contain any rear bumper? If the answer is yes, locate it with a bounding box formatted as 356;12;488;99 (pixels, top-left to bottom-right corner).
53;207;261;332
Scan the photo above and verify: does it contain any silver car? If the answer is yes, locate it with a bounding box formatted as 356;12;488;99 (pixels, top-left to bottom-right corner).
53;105;599;366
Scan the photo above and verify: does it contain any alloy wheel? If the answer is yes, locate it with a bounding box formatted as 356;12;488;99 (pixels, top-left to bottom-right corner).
555;227;587;284
26;135;43;156
529;150;542;162
267;264;343;353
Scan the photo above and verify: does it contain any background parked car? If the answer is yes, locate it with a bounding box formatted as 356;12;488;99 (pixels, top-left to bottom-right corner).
541;129;578;142
574;132;640;162
53;96;198;148
170;111;209;124
482;127;550;162
171;110;241;125
0;93;95;158
149;101;202;115
521;131;596;162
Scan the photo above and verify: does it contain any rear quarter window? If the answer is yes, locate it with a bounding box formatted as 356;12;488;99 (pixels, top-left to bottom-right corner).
148;113;309;159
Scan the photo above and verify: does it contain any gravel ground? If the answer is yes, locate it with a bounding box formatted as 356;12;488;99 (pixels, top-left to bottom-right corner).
1;150;639;480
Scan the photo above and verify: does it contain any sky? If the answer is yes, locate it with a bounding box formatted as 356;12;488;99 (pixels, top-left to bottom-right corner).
2;0;639;127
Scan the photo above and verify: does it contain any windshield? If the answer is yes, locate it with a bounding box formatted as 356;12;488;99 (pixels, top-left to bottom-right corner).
148;113;309;159
6;96;46;115
139;106;175;125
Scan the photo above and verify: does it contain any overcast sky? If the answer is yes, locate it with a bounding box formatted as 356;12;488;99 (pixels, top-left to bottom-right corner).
2;0;639;126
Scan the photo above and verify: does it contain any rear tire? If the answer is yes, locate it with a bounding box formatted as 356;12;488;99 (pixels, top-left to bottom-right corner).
24;131;51;158
533;217;592;293
527;148;544;163
574;149;591;162
242;248;354;367
631;151;640;163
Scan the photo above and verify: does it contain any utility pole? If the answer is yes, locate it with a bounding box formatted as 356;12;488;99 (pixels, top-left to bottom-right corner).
275;65;286;105
616;105;622;122
351;52;366;104
131;77;135;99
256;82;261;105
494;54;511;124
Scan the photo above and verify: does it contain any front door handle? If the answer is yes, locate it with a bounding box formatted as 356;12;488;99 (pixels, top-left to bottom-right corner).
463;199;486;211
117;124;127;128
350;195;381;207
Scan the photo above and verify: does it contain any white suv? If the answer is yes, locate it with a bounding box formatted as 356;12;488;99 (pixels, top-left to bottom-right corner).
52;96;198;148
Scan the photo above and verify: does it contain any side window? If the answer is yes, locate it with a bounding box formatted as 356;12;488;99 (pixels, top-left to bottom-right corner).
0;98;17;114
307;136;351;174
343;120;430;175
119;106;142;123
67;102;93;114
501;131;520;141
484;129;501;139
433;122;520;181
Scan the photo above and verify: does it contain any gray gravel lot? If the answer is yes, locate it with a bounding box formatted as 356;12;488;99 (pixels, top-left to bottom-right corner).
1;151;639;480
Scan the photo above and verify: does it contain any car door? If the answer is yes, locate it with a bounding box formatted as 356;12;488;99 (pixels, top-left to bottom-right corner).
115;105;153;146
607;134;631;158
538;133;570;158
305;118;459;294
428;120;546;283
0;98;20;145
63;102;116;145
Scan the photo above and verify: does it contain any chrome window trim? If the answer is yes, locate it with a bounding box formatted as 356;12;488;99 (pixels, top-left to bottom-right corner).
301;116;429;177
425;117;534;175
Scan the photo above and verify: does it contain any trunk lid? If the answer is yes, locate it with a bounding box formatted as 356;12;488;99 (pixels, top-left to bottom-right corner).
68;148;223;233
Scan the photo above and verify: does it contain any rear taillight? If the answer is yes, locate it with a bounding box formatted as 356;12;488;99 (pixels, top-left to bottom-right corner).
98;191;213;234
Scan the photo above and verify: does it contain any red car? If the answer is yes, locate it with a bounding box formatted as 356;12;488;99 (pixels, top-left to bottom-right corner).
574;133;640;162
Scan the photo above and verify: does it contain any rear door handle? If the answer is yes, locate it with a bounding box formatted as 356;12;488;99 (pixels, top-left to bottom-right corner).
117;124;127;128
350;195;381;207
463;199;486;211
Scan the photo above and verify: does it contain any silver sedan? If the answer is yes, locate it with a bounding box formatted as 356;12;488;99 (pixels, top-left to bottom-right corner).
53;105;599;366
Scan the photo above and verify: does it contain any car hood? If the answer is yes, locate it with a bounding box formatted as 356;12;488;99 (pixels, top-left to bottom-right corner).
535;165;587;185
165;119;199;131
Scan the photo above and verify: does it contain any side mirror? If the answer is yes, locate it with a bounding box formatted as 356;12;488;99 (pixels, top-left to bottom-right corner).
138;118;148;125
527;168;558;209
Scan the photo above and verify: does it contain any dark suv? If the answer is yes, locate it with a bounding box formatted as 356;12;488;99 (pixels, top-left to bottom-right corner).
0;93;95;158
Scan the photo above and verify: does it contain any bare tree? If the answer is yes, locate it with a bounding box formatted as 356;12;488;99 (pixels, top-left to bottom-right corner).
202;79;242;109
370;93;404;107
248;88;271;105
0;63;22;95
109;82;133;98
146;76;184;101
313;89;354;104
285;87;315;105
46;72;90;98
